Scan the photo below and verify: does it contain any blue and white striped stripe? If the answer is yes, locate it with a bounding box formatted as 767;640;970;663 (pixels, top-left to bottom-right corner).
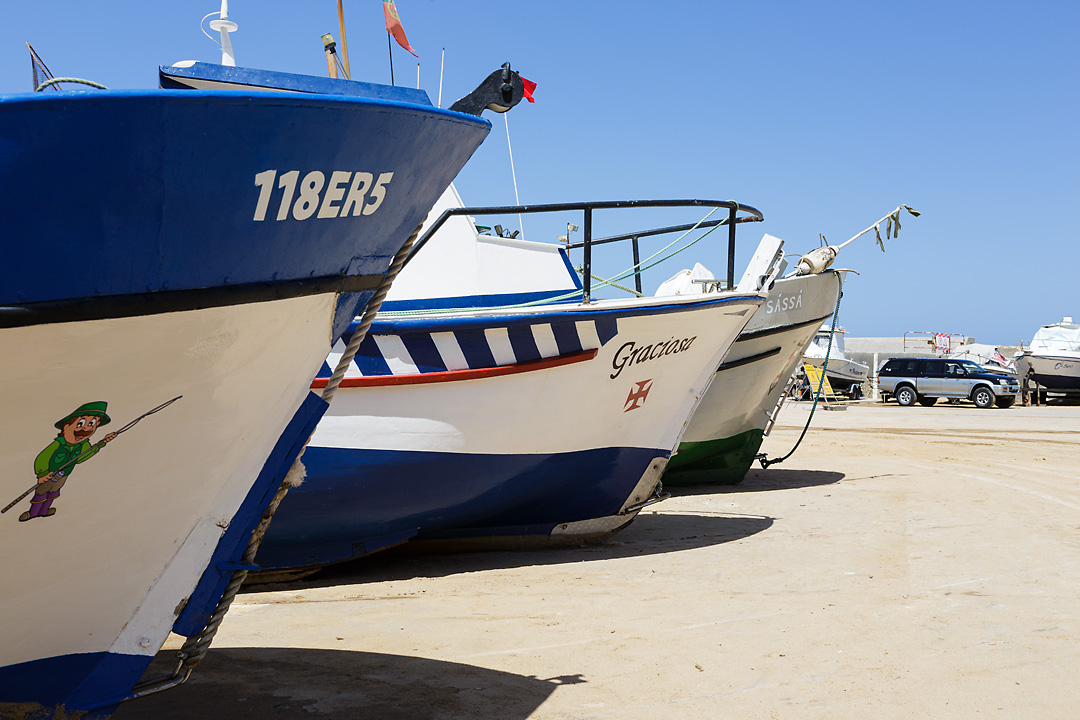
319;317;618;379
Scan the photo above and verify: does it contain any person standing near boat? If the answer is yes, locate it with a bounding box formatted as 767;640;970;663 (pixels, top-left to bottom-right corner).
19;402;117;521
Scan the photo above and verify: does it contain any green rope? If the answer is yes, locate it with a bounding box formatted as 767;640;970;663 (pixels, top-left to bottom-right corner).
759;271;844;469
577;269;643;297
603;206;722;286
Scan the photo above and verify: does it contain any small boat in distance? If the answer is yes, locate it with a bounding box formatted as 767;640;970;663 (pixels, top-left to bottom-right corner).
1014;317;1080;393
802;324;870;397
0;13;518;716
948;343;1016;375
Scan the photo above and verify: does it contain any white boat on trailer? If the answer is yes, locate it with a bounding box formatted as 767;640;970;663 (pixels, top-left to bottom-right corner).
1014;317;1080;393
801;324;870;397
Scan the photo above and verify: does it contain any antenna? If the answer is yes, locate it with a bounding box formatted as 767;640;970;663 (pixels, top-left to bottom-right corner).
208;0;238;66
438;47;445;108
504;114;524;239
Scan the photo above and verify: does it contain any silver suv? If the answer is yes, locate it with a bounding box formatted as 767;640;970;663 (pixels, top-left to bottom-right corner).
878;357;1020;408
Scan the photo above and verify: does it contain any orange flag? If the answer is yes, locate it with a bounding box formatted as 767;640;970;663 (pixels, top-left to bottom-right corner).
383;0;418;57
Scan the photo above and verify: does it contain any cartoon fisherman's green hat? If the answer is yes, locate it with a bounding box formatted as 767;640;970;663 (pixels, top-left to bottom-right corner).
54;401;111;430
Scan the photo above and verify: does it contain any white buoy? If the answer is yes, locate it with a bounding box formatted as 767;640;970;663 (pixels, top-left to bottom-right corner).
795;245;838;275
208;0;239;66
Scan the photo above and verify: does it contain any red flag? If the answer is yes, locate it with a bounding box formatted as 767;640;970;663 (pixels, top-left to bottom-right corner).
383;0;418;57
521;76;537;103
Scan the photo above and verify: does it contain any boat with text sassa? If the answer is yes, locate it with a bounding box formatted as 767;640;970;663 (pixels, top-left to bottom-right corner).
665;205;918;485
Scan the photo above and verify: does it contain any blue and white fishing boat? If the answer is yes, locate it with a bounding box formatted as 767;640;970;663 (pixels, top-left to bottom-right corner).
253;188;767;575
0;8;521;715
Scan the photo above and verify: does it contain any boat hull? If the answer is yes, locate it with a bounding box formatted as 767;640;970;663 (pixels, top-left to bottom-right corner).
0;90;488;310
1017;353;1080;391
0;298;337;711
665;271;843;485
803;356;869;392
255;293;764;572
0;87;490;715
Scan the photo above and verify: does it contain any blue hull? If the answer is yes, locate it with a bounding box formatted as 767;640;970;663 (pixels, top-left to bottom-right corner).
256;445;666;571
0;87;487;310
0;652;148;718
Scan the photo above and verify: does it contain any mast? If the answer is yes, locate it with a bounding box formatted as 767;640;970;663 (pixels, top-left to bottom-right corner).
336;0;352;79
208;0;238;66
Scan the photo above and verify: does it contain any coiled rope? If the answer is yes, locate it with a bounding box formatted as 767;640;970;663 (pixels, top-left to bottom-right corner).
35;77;107;91
758;271;844;469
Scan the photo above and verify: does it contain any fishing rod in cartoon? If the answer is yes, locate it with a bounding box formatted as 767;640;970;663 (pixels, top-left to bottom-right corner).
2;396;182;520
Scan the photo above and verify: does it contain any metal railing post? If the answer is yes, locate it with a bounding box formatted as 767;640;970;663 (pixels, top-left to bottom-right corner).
582;207;593;304
631;235;642;295
727;206;737;289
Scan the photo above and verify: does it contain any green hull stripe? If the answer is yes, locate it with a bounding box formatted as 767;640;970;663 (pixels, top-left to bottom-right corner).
664;429;765;485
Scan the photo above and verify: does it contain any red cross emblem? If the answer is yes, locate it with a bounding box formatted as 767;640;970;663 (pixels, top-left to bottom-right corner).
624;379;653;412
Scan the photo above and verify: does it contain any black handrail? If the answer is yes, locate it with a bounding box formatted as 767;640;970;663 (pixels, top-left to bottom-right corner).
405;199;764;303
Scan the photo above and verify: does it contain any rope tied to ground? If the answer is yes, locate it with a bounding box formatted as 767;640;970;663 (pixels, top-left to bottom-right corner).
758;271;844;469
121;218;429;704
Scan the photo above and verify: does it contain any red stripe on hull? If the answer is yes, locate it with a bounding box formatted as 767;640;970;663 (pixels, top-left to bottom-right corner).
312;348;598;389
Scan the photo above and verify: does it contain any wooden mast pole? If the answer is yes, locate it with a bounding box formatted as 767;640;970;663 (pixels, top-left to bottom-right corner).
336;0;351;79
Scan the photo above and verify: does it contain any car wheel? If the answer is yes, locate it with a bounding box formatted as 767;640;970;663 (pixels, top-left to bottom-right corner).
895;385;917;406
995;396;1016;409
918;397;937;407
972;386;994;408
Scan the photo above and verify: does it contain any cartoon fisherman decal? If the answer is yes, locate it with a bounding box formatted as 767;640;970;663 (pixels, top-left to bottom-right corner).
20;402;117;521
2;396;181;522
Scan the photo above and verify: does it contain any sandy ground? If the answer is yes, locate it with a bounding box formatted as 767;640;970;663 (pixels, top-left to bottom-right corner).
113;400;1080;719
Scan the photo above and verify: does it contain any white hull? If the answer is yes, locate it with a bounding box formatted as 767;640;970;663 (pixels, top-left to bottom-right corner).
322;295;760;457
679;271;844;447
0;294;338;700
1015;351;1080;391
803;355;869;386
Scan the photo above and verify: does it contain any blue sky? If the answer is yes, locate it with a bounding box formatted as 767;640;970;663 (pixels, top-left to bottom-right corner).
2;1;1076;345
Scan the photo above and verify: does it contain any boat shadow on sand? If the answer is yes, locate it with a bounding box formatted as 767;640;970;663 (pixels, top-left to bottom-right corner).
248;509;775;590
671;467;845;496
113;646;571;720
